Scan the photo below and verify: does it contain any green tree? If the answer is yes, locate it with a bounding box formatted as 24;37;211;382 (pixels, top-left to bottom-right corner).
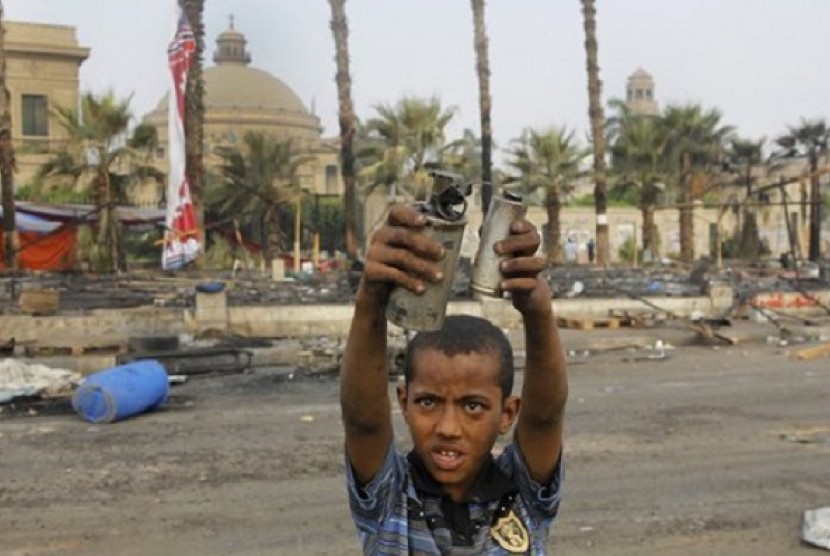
362;96;457;200
328;0;359;261
209;132;310;265
39;91;137;271
505;126;588;264
607;100;668;260
774;118;829;261
471;0;493;216
663;104;732;263
439;128;482;185
580;0;610;265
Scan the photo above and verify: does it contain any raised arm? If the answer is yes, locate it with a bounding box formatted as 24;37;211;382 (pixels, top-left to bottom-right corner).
340;205;446;485
497;219;568;484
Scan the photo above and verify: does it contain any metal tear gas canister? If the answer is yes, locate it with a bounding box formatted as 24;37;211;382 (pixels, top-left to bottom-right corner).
386;215;467;331
385;170;471;331
471;191;527;297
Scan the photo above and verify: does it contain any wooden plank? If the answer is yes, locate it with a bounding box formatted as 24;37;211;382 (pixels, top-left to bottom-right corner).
795;340;830;361
18;289;60;315
25;335;128;357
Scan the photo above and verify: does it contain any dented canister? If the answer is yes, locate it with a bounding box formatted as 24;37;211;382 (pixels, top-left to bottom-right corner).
471;191;526;297
385;215;467;331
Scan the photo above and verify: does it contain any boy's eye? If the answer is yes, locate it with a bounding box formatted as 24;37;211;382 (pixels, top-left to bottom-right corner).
464;401;484;413
416;397;436;409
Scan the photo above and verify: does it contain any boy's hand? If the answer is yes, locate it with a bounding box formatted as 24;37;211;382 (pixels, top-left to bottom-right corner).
360;205;447;303
494;218;552;315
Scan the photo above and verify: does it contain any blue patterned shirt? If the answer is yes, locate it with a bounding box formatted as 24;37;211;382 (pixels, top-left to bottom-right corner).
346;442;563;555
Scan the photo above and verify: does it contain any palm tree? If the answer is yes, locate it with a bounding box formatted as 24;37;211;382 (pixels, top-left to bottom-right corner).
663;104;732;263
580;0;609;266
0;0;16;269
470;0;493;216
362;96;457;199
724;136;765;259
774;118;829;261
183;0;205;257
209;132;310;264
439;128;482;184
39;92;134;271
328;0;359;260
505;126;589;264
607;100;667;261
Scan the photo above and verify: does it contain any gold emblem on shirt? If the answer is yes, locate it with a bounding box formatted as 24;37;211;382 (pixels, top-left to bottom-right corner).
490;509;529;553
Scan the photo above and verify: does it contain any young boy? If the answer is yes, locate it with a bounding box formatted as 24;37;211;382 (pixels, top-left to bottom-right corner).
340;205;568;554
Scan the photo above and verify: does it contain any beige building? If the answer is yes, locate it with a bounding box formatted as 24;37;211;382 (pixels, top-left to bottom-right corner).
140;21;341;207
2;21;89;187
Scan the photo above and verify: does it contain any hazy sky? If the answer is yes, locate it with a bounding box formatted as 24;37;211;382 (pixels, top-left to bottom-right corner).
6;1;829;159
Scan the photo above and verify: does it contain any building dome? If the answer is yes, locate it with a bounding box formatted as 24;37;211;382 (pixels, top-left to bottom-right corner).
137;18;342;209
203;64;307;115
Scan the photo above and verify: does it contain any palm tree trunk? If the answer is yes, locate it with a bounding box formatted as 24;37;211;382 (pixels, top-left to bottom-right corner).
471;0;493;216
263;205;281;265
328;0;359;261
546;188;562;264
640;183;659;260
581;0;609;265
0;2;16;270
97;170;121;272
679;152;694;262
808;150;821;261
184;0;205;265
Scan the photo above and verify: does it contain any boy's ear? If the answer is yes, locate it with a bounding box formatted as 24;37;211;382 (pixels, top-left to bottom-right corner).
499;395;521;435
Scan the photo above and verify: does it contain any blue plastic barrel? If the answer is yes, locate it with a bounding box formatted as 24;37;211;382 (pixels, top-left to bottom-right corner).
72;360;169;423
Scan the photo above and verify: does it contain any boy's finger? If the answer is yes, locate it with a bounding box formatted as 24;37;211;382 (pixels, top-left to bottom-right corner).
367;244;444;284
363;258;429;294
495;230;541;257
382;226;446;261
500;276;542;292
500;256;546;276
387;205;427;228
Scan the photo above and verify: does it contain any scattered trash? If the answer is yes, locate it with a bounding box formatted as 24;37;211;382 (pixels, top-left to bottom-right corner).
802;506;830;550
795;340;830;361
780;429;830;445
564;281;585;298
300;415;315;423
0;359;81;404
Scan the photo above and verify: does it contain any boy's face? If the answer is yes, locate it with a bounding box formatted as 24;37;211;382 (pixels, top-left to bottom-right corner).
397;347;520;503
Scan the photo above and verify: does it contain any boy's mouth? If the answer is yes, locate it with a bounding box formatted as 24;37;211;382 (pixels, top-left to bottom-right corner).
431;449;463;471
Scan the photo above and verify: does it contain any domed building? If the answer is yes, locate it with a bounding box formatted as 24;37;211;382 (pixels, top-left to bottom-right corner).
139;20;341;206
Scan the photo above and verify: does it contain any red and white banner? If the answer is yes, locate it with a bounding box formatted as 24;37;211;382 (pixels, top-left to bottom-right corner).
162;0;200;269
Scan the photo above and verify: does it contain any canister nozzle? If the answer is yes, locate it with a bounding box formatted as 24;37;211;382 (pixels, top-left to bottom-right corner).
416;170;472;222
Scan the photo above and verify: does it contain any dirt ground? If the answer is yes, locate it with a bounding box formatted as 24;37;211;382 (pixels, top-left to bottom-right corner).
1;339;829;555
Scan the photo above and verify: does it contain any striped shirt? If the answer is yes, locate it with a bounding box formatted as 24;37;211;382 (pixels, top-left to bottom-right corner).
346;442;563;555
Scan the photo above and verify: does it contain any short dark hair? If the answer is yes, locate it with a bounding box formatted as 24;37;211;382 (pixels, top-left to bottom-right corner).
404;315;514;398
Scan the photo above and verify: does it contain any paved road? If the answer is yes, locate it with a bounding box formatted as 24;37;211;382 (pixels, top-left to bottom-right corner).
1;342;827;555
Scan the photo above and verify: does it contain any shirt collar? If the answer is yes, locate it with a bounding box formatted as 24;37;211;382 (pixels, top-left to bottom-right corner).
406;450;517;503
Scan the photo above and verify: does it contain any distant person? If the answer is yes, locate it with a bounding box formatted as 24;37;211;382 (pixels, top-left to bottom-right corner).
340;204;568;554
587;238;595;264
565;236;578;264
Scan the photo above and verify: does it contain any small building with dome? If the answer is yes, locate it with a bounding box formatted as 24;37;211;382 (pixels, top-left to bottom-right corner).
139;19;341;206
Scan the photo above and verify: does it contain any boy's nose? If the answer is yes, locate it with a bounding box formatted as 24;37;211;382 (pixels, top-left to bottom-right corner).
435;406;462;438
